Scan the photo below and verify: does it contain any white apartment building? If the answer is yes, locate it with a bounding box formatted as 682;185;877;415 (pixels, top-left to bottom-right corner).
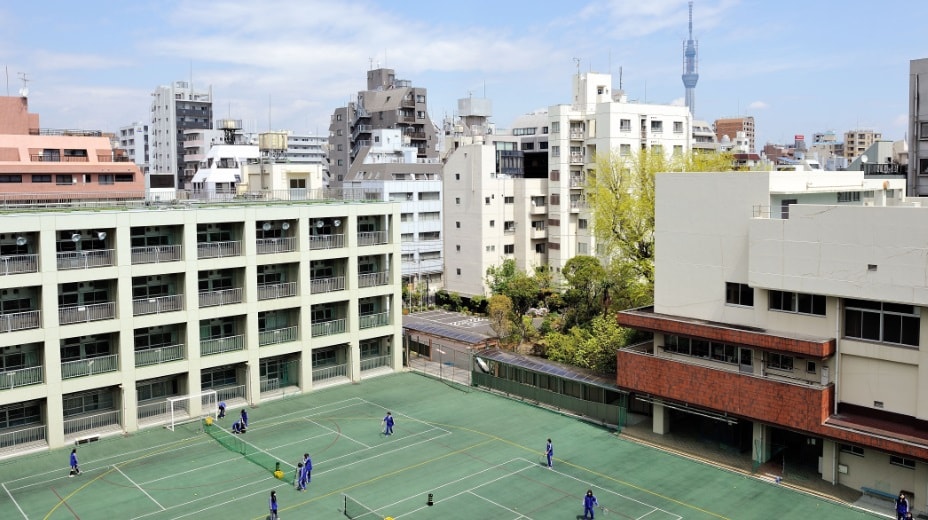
546;72;692;273
0;197;401;455
343;129;443;293
618;170;928;511
150;81;213;186
118;122;149;174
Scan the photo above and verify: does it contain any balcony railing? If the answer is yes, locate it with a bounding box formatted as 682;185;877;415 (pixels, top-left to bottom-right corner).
256;236;295;254
258;282;297;300
196;240;241;259
359;312;390;329
131;245;182;264
310;276;346;294
312;363;347;382
260;378;280;393
358;271;389;288
57;250;115;270
309;234;344;250
61;354;119;379
0;424;46;450
0;254;38;275
213;384;246;403
0;365;44;390
360;354;391;371
0;310;41;332
200;335;245;356
570;176;585;188
59;302;116;325
133;294;184;316
63;410;120;436
135;344;185;367
311;318;346;337
259;326;299;346
199;288;243;308
569;153;585;164
30;154;89;162
357;231;388;246
137;400;173;422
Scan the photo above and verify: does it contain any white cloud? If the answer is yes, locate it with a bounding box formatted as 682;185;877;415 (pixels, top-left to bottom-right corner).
670;97;685;106
747;101;768;110
30;50;133;71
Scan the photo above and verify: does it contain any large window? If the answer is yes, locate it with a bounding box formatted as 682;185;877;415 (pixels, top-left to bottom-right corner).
767;353;793;371
844;299;919;347
725;282;754;307
769;290;826;316
664;335;742;365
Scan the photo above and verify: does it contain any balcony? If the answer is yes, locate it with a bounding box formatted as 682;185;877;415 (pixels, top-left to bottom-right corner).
0;424;46;451
61;354;119;379
259;326;299;346
531;227;546;239
569;130;584;140
569;200;583;212
133;294;184;316
360;354;391;372
198;288;243;308
30;154;89;163
200;335;245;356
0;254;38;275
359;312;389;330
135;344;185;367
63;410;121;437
0;366;44;390
569;153;585;164
0;310;41;333
405;130;426;140
256;237;295;255
357;231;388;246
312;363;348;383
309;234;345;250
311;276;346;294
311;318;346;337
258;282;297;300
570;176;585;188
352;124;372;140
530;203;546;214
57;250;115;270
131;245;182;264
196;241;241;259
59;302;116;325
358;271;389;288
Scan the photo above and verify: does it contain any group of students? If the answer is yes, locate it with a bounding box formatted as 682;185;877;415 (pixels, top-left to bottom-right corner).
897;491;914;520
295;453;313;491
217;401;249;434
545;438;601;519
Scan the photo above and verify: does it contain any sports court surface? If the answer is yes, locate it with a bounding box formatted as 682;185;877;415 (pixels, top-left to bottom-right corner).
0;372;880;519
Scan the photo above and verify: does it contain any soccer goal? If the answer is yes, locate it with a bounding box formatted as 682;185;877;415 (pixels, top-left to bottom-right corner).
167;389;218;431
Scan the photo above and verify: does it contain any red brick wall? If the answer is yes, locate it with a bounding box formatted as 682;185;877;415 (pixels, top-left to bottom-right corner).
617;310;835;358
618;350;928;460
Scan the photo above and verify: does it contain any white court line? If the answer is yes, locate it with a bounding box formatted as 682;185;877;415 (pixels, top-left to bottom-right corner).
396;462;537;517
358;397;453;435
468;490;531;519
638;508;663;519
304;418;372;449
113;465;165;511
139;453;242;485
2;481;28;520
312;427;451;470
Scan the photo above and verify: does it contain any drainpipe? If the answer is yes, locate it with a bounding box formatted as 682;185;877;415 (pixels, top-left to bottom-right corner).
832;298;841;486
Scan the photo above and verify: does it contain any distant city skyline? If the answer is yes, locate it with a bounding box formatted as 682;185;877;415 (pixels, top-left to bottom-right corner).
1;0;925;148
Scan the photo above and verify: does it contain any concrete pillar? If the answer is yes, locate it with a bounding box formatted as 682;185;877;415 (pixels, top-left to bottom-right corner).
820;439;836;483
752;422;772;464
652;402;671;435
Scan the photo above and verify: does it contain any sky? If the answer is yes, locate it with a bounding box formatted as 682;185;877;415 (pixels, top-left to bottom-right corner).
1;0;926;148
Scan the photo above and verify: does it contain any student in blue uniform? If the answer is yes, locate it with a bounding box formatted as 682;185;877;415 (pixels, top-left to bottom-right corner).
582;489;599;519
231;419;243;434
240;409;249;429
545;438;554;468
382;412;395;435
896;492;909;520
217;401;226;419
302;453;312;484
69;448;81;477
268;490;279;520
295;462;305;491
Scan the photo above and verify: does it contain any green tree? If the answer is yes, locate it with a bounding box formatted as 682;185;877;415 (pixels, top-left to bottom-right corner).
487;294;513;342
561;255;607;327
543;315;631;373
586;149;735;307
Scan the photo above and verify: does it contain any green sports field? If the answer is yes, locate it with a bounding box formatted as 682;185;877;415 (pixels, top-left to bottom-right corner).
0;372;879;519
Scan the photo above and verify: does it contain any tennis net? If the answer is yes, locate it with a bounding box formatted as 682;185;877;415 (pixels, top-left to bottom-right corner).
343;493;384;519
205;424;290;475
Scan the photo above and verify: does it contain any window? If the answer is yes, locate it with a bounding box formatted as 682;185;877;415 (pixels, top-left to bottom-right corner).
767;353;793;371
31;175;51;183
485;197;491;205
456;245;461;252
504;244;514;254
725;282;754;306
456;221;461;228
651;144;663;155
521;142;534;151
456;268;461;275
837;191;861;202
504;196;514;204
0;175;22;183
839;444;864;457
417;111;425;119
620;119;631;132
550;170;560;181
56;174;73;185
551;122;560;133
619;144;631;157
577;243;588;255
769;290;826;316
920;122;928;140
485;245;495;252
455;173;460;180
780;199;797;219
489;220;495;227
806;361;816;374
99;175;114;185
504;221;515;232
890;455;916;469
455;197;461;205
651;120;663;132
673;145;683;156
535;243;545;254
844;299;919;347
673;121;684;133
551;146;560;157
578;219;588;230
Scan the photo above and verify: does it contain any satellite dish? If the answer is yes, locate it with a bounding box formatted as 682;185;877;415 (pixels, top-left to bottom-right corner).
281;222;290;231
71;233;82;243
860;155;869;164
96;231;107;241
19;87;28;98
475;357;490;374
333;219;342;227
262;222;271;232
15;236;27;246
316;220;324;228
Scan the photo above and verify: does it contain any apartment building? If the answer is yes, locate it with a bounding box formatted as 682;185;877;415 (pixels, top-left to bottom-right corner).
150;81;213;186
908;58;928;196
118;122;150;175
0;96;145;198
342;128;443;293
0;197;401;455
844;129;882;161
616;170;928;510
714;116;755;153
328;68;439;186
546;72;692;273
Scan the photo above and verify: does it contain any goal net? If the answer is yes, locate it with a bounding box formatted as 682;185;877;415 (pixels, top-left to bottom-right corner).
167;389;218;431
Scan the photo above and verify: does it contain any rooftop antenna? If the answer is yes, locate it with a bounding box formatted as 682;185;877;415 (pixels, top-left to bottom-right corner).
17;72;29;98
368;57;374;70
619;66;623;90
574;57;581;77
268;94;272;131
